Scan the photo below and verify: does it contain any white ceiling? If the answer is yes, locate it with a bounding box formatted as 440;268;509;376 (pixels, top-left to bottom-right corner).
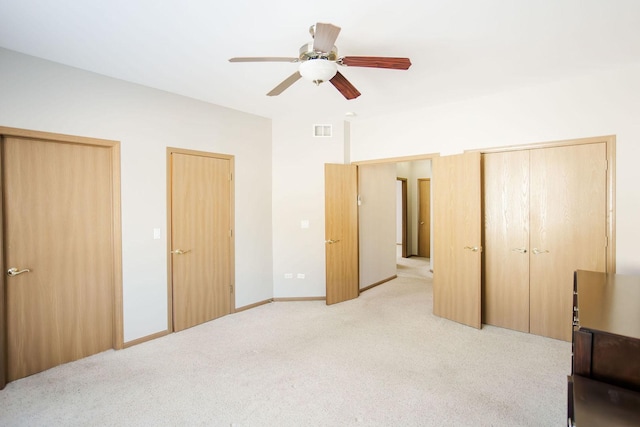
1;0;639;121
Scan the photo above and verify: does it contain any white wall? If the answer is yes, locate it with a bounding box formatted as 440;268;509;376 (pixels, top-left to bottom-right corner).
352;63;640;275
0;48;274;342
358;163;397;288
271;119;345;298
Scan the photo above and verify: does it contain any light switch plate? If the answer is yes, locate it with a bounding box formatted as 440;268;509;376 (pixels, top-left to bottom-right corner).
153;228;161;239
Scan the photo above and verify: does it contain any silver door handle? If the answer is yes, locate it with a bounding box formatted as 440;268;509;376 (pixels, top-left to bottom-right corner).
7;267;31;277
511;248;527;254
464;246;481;252
532;248;549;255
171;249;191;255
325;239;340;244
420;221;425;225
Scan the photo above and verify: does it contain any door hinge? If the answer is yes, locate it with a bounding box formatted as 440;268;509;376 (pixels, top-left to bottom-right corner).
229;172;233;181
605;235;608;248
229;229;233;238
229;284;234;294
604;159;608;171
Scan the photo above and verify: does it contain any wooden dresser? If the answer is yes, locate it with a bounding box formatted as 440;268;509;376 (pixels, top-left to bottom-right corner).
568;270;640;426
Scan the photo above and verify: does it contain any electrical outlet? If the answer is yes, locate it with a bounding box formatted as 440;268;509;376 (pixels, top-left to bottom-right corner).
297;273;305;279
284;273;293;279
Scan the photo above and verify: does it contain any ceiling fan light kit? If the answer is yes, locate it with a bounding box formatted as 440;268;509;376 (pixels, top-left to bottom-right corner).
299;59;338;85
229;22;412;100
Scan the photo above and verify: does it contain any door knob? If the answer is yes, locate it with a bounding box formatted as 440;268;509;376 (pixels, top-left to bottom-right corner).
7;267;31;277
171;249;191;255
464;246;481;252
325;239;340;244
511;248;527;254
532;248;549;255
420;221;425;225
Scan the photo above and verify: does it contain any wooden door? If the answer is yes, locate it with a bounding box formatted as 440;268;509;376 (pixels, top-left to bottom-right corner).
418;178;431;258
325;164;359;305
483;150;530;332
170;151;233;331
529;143;607;341
4;136;115;381
432;152;482;329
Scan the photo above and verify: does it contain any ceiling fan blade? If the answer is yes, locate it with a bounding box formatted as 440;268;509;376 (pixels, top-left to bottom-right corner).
229;57;299;63
313;23;341;53
339;56;412;70
267;71;302;96
329;71;361;100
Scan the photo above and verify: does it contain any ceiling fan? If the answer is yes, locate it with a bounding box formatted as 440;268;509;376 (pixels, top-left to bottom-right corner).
229;22;412;100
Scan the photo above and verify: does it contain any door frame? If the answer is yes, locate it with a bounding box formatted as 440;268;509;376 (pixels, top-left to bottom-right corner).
166;147;236;332
354;154;440;264
397;178;408;258
472;135;616;273
0;126;124;389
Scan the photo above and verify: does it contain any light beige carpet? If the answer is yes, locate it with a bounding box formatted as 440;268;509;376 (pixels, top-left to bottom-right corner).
0;257;571;426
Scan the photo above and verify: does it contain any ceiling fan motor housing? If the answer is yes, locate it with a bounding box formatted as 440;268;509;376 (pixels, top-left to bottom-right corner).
299;43;338;61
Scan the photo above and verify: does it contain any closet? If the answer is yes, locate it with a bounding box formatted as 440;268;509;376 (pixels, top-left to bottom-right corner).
482;142;608;341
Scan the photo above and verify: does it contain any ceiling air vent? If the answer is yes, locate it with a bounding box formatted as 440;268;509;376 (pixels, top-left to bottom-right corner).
313;124;332;137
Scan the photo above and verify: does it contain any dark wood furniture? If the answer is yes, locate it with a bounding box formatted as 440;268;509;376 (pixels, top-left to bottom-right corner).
568;270;640;426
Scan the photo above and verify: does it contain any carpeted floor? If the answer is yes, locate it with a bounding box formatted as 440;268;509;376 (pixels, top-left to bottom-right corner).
0;255;571;426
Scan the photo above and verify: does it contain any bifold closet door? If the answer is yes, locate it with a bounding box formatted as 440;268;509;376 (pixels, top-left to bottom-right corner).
529;143;607;342
483;150;530;333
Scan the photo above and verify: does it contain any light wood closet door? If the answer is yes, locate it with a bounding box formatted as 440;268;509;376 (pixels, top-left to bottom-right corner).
483;150;530;332
4;137;114;381
325;164;359;305
171;152;232;331
433;152;482;329
529;143;607;341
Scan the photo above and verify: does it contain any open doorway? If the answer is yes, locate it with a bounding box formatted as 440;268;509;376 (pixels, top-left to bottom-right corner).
395;160;432;277
357;157;434;291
